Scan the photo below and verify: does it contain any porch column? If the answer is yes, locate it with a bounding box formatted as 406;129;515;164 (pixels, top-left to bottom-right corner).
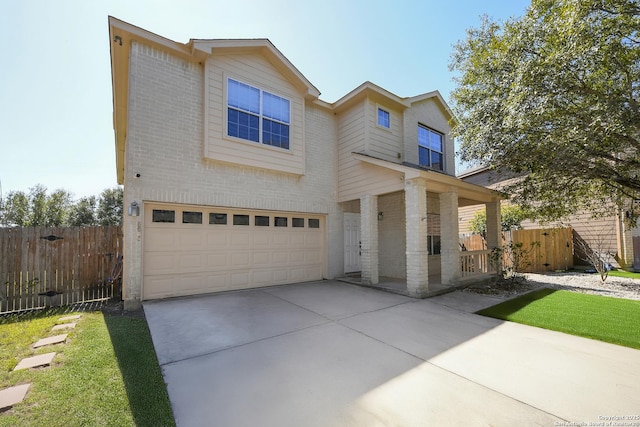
360;194;379;285
485;200;501;250
405;178;429;297
440;191;461;286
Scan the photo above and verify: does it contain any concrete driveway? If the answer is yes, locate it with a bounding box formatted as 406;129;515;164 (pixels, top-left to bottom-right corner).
143;280;640;427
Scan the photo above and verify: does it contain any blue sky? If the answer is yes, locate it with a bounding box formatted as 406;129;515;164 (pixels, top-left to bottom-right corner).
0;0;530;200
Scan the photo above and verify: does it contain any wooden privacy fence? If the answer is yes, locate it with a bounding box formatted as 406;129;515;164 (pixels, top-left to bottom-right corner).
0;226;123;314
459;227;574;273
507;227;573;273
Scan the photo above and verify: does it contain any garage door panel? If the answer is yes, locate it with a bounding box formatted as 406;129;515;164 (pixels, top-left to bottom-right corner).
207;253;228;267
306;234;321;247
273;269;288;282
272;233;289;246
179;230;204;250
290;251;306;263
231;272;250;287
145;230;177;251
272;251;289;264
306;250;322;263
252;270;274;285
144;253;177;274
231;232;251;247
253;251;271;265
143;204;325;300
204;273;230;291
144;276;175;299
253;233;270;246
231;252;251;267
179;254;204;270
207;230;230;247
289;233;305;247
290;267;309;283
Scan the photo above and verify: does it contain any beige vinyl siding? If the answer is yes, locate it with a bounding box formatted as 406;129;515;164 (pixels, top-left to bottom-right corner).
367;99;403;163
204;53;305;175
459;204;483;234
404;98;455;175
337;101;404;202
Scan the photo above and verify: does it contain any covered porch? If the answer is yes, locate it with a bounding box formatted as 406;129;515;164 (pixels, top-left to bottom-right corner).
340;154;502;298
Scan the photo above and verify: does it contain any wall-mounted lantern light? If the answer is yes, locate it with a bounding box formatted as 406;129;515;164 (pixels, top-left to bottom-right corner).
128;201;140;217
378;212;384;221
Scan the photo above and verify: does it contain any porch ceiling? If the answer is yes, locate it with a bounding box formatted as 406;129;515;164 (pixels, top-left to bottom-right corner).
352;153;503;204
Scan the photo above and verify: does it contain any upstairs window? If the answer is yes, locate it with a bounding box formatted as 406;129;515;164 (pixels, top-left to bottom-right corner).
418;125;443;171
227;79;290;149
377;108;390;128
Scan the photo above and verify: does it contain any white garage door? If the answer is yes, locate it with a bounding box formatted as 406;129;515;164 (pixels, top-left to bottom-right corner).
143;203;325;300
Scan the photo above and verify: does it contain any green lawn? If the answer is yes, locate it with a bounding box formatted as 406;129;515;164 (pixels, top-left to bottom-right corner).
476;288;640;349
0;306;174;427
607;270;640;280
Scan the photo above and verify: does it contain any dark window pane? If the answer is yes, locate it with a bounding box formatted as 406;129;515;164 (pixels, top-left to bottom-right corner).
233;214;250;225
275;217;288;227
431;152;443;170
228;109;259;142
182;211;203;224
292;218;304;227
255;215;270;226
209;213;227;225
433;236;441;255
263;119;290;149
152;209;175;223
308;218;320;228
418;146;429;167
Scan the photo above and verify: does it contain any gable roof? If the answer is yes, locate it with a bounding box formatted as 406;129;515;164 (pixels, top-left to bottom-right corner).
330;81;455;123
108;17;320;184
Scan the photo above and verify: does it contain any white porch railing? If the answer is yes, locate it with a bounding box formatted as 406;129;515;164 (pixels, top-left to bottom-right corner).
460;250;494;277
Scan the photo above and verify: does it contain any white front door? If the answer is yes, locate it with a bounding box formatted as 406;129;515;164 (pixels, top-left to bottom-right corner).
344;213;361;273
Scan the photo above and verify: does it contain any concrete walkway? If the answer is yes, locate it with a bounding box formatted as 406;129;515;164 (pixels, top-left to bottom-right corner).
144;281;640;427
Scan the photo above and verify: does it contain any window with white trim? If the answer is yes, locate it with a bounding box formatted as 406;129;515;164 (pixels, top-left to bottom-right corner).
418;125;444;171
227;79;290;149
377;108;390;128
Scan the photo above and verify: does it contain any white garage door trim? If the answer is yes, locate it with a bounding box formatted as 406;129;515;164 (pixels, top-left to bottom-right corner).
142;203;326;300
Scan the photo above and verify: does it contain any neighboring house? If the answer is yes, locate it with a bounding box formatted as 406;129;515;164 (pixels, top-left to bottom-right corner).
458;166;640;271
108;17;502;309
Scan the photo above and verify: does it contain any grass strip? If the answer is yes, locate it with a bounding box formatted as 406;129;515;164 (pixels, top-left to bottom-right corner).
0;308;174;427
607;270;640;280
476;288;640;349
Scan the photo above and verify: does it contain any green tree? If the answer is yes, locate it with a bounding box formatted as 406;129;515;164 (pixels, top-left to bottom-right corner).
450;0;640;224
1;191;30;226
469;204;529;236
46;188;72;226
68;196;98;226
0;185;72;227
96;187;123;226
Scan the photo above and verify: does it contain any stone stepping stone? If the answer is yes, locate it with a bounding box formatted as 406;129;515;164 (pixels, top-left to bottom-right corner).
13;353;56;371
0;384;30;410
58;314;81;322
52;322;76;331
33;334;68;349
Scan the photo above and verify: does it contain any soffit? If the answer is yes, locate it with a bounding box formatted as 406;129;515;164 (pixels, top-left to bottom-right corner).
351;153;503;203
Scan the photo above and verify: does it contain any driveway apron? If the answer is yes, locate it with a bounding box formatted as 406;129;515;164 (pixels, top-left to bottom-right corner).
143;281;640;427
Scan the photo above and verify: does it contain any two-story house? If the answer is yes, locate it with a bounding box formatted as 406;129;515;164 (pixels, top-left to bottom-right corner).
108;17;502;310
